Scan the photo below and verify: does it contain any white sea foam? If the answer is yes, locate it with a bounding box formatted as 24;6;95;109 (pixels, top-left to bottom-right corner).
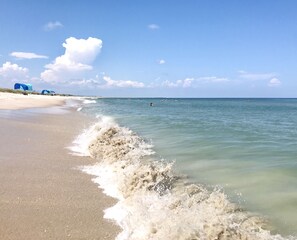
74;98;97;111
70;115;295;240
83;99;97;104
68;115;115;156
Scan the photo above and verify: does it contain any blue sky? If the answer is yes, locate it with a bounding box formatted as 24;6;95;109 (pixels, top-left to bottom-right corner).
0;0;296;97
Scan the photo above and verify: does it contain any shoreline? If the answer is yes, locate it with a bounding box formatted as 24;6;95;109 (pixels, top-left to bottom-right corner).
0;104;119;239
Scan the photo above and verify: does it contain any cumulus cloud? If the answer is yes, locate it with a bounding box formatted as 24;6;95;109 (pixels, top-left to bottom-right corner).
148;24;160;30
268;78;281;87
43;21;63;31
162;76;229;88
102;75;145;88
41;37;103;82
0;61;28;82
10;52;48;59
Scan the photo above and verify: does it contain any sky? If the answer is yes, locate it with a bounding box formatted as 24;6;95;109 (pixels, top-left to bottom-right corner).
0;0;297;97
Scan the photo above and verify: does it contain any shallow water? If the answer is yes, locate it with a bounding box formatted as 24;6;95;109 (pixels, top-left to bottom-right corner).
74;98;297;239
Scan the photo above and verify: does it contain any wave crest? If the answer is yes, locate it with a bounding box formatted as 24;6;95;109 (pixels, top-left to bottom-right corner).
72;116;292;240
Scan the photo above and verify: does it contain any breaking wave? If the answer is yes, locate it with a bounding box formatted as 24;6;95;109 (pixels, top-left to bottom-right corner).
83;99;97;104
70;115;294;240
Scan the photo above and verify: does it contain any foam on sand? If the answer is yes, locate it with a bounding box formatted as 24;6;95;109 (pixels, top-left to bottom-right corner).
70;115;295;240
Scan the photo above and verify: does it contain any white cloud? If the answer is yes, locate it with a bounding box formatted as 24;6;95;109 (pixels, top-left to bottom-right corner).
148;24;160;30
10;52;48;59
198;76;229;83
238;70;282;87
0;61;29;82
43;21;63;31
162;76;229;88
41;37;103;82
162;78;194;88
158;59;165;64
69;78;100;87
102;75;145;88
238;71;276;80
67;75;145;89
268;78;281;87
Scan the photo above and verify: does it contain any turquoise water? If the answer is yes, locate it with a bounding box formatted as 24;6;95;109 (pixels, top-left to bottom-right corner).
82;98;297;236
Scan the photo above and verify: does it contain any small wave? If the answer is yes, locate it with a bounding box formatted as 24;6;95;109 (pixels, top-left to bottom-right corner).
70;115;293;240
83;99;97;104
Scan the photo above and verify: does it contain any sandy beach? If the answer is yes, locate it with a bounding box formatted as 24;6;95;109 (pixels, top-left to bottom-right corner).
0;92;69;110
0;93;119;239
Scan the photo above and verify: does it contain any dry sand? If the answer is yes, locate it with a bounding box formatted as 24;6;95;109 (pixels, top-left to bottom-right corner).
0;100;119;239
0;92;70;110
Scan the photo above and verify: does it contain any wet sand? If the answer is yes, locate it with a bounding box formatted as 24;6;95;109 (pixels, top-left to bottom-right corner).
0;108;119;239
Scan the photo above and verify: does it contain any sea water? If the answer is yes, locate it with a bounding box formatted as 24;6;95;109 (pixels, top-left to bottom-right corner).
71;98;297;240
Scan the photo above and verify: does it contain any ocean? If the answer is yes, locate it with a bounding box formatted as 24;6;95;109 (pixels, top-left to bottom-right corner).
70;98;297;240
